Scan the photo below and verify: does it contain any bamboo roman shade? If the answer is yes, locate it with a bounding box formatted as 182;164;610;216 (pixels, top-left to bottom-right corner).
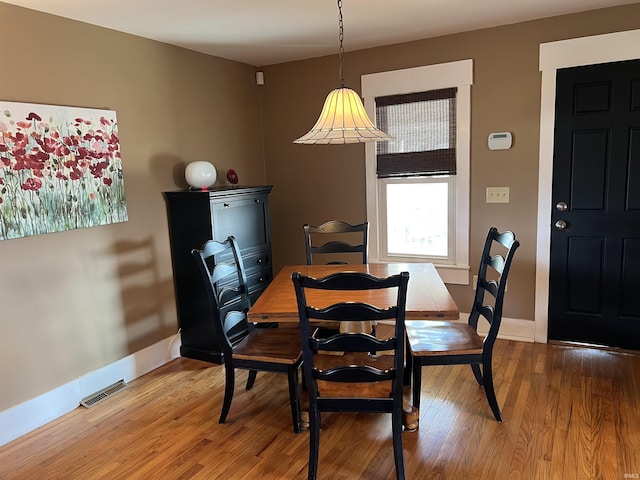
375;87;457;178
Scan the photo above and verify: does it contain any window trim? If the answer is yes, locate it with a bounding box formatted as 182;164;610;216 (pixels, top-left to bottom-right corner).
362;59;473;284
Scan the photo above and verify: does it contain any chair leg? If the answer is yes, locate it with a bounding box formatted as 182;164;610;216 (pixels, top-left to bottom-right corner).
287;366;302;433
481;356;502;422
392;408;406;480
246;370;258;390
219;362;235;424
412;358;422;409
308;410;321;480
471;363;483;386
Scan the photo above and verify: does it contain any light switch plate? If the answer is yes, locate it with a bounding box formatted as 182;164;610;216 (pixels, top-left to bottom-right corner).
486;187;510;203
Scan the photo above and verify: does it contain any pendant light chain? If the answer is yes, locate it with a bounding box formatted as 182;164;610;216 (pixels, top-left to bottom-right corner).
338;0;344;88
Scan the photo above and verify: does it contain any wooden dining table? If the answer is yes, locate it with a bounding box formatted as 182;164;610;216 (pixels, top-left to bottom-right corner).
248;262;459;431
248;262;459;324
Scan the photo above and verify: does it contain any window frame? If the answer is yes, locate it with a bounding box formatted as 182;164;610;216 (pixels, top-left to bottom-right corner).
362;60;472;285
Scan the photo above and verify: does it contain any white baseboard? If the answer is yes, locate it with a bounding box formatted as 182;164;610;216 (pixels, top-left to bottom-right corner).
0;333;181;447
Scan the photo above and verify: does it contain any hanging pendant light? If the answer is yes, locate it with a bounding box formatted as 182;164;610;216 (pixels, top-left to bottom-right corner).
294;0;393;144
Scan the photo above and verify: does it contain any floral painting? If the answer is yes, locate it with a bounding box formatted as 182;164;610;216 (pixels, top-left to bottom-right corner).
0;101;127;241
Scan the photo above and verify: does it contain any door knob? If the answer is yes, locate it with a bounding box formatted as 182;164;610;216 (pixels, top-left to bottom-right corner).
555;220;567;230
556;201;568;211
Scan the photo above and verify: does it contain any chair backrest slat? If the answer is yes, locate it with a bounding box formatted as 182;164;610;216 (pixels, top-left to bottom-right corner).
315;365;395;383
488;254;506;275
306;303;399;322
210;263;238;284
311;332;396;353
297;271;396;290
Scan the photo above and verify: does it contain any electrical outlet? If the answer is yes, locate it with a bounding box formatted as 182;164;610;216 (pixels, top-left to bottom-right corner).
486;187;510;203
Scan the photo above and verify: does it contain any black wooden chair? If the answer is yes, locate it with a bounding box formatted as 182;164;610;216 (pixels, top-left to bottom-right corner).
191;236;303;433
406;227;519;422
303;220;369;265
292;270;410;480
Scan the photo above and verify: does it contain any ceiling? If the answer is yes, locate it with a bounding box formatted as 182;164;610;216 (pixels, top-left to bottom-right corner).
4;0;638;66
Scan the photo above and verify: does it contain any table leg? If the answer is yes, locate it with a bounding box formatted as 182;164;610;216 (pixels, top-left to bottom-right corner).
402;386;419;431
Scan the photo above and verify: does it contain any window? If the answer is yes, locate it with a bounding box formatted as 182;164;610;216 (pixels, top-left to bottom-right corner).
362;60;472;284
381;177;454;261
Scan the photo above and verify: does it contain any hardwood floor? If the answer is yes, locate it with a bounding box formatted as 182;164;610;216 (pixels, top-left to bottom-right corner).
1;339;638;479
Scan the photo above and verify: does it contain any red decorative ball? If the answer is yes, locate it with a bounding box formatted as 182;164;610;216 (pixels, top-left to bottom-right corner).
226;169;238;185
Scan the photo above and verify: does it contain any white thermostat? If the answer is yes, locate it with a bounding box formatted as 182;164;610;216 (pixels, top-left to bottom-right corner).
488;132;512;150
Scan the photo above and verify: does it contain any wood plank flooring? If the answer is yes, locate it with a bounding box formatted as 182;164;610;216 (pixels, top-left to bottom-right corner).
1;339;639;479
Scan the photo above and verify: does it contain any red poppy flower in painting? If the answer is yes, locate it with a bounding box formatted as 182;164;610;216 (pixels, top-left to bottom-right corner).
13;157;28;171
76;147;89;160
13;132;27;147
12;146;26;157
103;178;112;186
36;137;57;154
21;177;43;191
69;168;83;180
56;145;71;156
89;161;108;178
26;112;42;122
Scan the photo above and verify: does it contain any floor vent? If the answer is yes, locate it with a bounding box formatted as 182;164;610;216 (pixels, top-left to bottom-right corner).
80;380;127;408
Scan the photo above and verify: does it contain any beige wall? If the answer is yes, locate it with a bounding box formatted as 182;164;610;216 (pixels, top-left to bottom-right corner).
261;3;640;322
0;3;265;410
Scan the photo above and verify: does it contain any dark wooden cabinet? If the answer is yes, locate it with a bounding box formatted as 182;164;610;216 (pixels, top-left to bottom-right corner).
164;185;273;364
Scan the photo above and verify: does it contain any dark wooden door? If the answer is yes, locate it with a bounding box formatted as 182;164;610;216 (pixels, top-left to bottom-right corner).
549;59;640;350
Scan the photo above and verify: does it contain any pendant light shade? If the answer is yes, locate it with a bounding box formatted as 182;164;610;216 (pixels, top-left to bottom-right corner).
294;87;394;144
293;0;392;145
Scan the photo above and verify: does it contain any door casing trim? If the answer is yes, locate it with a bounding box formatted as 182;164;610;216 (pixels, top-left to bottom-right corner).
536;29;640;342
